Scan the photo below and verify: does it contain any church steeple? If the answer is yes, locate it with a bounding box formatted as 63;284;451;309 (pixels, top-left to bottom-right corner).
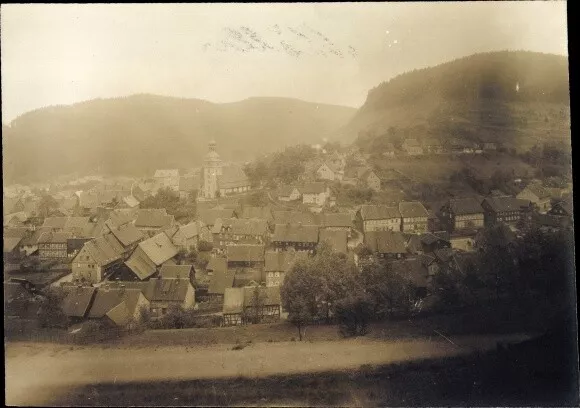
202;139;222;199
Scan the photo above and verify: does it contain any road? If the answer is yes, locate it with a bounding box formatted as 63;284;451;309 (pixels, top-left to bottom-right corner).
5;333;531;406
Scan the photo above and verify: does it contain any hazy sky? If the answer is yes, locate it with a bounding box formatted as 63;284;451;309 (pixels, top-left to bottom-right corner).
1;2;568;123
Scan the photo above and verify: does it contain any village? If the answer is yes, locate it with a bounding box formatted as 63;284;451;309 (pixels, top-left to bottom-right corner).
3;137;574;338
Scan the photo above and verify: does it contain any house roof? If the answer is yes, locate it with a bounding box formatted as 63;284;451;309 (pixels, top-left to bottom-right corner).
82;233;126;266
273;211;318;226
319;229;348;253
301;182;326;195
38;231;72;244
3;227;29;239
109;223;145;247
132;185;147;203
208;267;236;295
223;287;245;314
138;232;178;266
144;278;192;302
135;209;174;229
240;206;273;221
359;205;401;220
226;244;265;263
4;236;23;252
399;201;429;218
272;224;319;244
219;218;269;236
207;256;228;272
449;198;484;215
87;287;144;319
264;250;309;272
365;230;407;254
319;212;352;229
402;138;421;148
278;185;300;198
483;197;531;213
42;217;68;229
175;222;200;240
198;208;236;226
159;264;193;279
122;195;140;208
524;183;551;200
154;169;179;178
219;166;250;189
179;175;201;192
61;286;96;318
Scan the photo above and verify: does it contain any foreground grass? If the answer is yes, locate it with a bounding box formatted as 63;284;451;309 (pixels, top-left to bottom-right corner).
51;330;579;407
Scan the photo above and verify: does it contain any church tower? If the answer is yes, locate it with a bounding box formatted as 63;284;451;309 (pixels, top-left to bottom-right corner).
202;140;222;199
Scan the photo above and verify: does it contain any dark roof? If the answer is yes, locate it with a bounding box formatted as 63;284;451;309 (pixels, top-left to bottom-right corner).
145;278;192;302
399;201;429;218
359;205;401;220
208;267;236;295
319;229;348;253
264;250;309;272
272;224;319;244
449;198;484;215
81;233;125;266
223;286;281;314
301;182;326;195
483;197;531;213
319;213;352;228
125;232;178;280
226;244;265;263
365;230;407;254
273;211;318;226
61;286;96;318
87;287;144;318
218;218;269;236
159;264;193;279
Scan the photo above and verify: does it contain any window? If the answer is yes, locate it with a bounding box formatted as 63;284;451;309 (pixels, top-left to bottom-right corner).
275;272;280;278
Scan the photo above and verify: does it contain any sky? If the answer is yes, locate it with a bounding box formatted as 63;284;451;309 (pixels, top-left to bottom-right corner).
0;2;568;124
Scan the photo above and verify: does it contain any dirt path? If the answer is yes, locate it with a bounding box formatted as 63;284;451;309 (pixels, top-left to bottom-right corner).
6;333;530;406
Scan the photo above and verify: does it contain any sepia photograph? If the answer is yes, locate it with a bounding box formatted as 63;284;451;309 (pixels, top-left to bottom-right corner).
2;2;577;406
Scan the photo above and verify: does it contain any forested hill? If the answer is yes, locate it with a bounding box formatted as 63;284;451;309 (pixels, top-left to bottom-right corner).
338;51;570;153
2;95;355;184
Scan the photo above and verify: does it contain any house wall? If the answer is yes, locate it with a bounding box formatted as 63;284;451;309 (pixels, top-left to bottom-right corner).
367;174;381;192
72;249;103;284
303;192;327;206
517;189;550;213
266;270;285;287
317;165;335;181
363;218;401;232
402;217;428;233
453;213;484;230
450;237;475;252
38;242;68;260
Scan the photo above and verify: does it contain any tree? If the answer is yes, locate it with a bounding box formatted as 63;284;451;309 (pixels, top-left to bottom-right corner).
334;293;374;337
37;287;68;328
243;286;268;324
197;240;213;252
38;194;59;218
281;259;320;340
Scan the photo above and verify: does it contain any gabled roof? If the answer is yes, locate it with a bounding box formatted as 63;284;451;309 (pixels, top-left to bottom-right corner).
106;209;137;229
4;236;23;252
272;224;319;244
87;287;144;319
174;222;200;240
365;230;407;254
359;205;401;220
3;212;30;226
319;212;352;229
226;244;265;263
240;206;273;221
207;256;228;273
82;233;125;266
243;286;281;307
3;227;29;239
135;209;174;229
449;198;484;215
61;286;96;318
399;201;429;218
483;197;531;213
122;195;140;208
42;217;68;229
523;183;551;200
264;250;309;272
138;232;178;266
208;267;236;295
223;287;245;314
273;211;318;226
154;169;179;178
301;182;326;195
198;208;236;226
159;264;193;279
132;185;147;203
109;223;144;247
319;229;348;253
